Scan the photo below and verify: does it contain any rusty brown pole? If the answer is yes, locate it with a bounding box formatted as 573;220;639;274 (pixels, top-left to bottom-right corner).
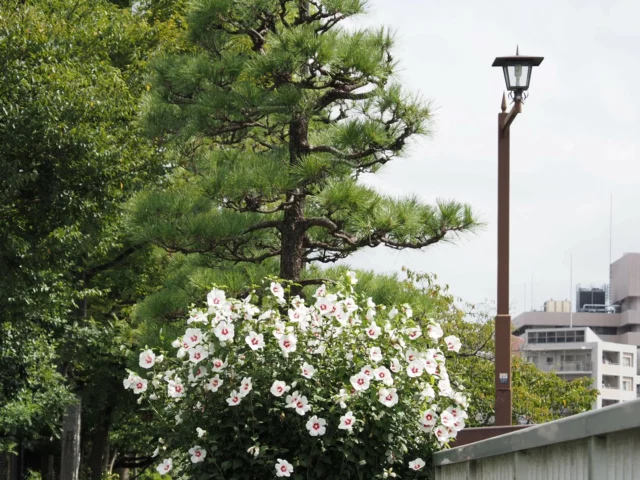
495;92;522;426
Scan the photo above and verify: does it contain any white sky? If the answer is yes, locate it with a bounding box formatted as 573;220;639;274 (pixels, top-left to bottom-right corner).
343;0;640;316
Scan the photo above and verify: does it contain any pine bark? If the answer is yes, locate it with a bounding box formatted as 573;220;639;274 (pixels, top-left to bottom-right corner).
279;116;309;282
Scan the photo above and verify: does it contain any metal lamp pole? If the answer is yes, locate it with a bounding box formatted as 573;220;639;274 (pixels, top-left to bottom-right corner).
492;48;543;426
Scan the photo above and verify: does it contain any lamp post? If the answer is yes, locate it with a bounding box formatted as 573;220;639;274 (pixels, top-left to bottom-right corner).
492;47;543;426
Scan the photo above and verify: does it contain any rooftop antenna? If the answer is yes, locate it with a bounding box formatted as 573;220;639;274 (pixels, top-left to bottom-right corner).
608;194;613;304
531;274;534;311
570;253;573;328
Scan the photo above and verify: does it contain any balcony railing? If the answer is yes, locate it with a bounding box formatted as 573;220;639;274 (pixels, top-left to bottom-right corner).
534;361;592;373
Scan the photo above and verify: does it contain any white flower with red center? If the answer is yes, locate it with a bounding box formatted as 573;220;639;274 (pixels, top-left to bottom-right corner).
378;388;399;407
245;331;265;351
305;415;327;436
187;309;208;324
238;377;252;397
183;328;203;348
205;374;223;392
214;321;234;342
365;322;381;339
339;411;356;431
188;365;207;382
314;284;327;297
453;417;466;431
343;297;358;312
434;425;449;443
360;364;374;378
406;327;422;340
315;296;334;316
167;379;185;398
278;333;297;354
226;390;242;406
427;323;444;340
207;288;226;308
270;281;285;300
369;347;383;363
139;349;156;369
285;390;300;407
422;409;437;426
123;373;135;389
188;446;206;463
270;380;290;397
424;356;437;375
291;295;305;309
444;335;462;352
372;366;394;386
132;377;147;394
350;372;370;391
272;320;286;339
406;359;424;378
189;345;209;364
211;358;227;372
389;358;401;373
447;405;468;420
401;304;413;318
301;362;316;379
288;308;307;323
291;395;311;415
405;349;419;363
275;459;294;477
156;459;172;475
408;458;425;471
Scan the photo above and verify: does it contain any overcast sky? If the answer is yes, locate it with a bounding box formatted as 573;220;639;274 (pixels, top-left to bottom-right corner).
342;0;640;316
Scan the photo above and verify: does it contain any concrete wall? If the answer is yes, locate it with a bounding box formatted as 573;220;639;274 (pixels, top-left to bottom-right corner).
611;253;640;305
433;399;640;480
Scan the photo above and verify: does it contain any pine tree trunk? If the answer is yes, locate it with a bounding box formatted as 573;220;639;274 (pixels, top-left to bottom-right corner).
280;201;305;282
280;116;309;282
60;397;82;480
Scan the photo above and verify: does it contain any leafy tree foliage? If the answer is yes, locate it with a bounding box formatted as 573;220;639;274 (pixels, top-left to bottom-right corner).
0;0;175;467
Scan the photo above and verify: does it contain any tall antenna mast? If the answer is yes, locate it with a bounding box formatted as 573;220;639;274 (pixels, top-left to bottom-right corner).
608;194;613;304
570;253;573;328
531;274;534;311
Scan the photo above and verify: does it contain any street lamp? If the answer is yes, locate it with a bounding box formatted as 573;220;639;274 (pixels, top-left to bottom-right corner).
491;47;543;426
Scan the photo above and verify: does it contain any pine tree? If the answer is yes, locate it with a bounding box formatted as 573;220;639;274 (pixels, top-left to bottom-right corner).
129;0;476;284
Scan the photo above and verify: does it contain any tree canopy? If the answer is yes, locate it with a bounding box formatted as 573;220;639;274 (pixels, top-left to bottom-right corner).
126;0;476;286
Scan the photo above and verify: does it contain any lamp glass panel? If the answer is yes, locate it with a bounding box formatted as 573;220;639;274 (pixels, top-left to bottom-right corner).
505;64;531;90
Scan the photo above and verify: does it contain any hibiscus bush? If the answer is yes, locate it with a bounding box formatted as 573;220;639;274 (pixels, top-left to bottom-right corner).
123;273;468;479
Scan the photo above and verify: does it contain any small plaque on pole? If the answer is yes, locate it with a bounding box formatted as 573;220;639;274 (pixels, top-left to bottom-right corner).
499;373;509;384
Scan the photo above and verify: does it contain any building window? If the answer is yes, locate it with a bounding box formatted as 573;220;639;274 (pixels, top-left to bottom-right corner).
602;399;619;407
602;351;620;365
602;375;620;389
623;353;633;367
546;357;554;364
622;377;633;391
528;332;537;344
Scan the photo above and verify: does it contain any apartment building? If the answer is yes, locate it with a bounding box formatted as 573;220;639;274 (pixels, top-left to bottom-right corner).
522;326;638;408
514;253;640;345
